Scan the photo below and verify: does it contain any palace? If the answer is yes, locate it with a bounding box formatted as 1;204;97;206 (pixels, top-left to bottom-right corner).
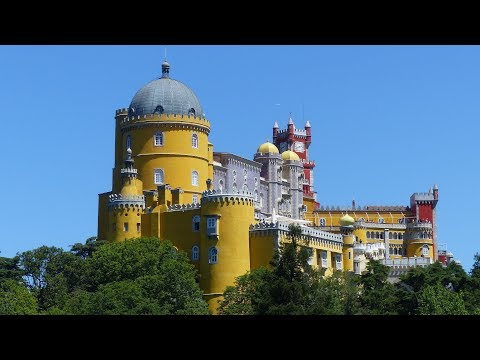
98;61;449;313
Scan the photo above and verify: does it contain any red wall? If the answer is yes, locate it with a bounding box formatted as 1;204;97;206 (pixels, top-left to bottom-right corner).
417;204;433;222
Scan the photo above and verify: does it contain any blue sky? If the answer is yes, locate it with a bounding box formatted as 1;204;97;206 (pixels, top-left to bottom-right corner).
0;45;478;271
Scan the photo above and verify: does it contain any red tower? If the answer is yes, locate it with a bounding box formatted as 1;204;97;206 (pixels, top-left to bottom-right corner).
273;116;317;203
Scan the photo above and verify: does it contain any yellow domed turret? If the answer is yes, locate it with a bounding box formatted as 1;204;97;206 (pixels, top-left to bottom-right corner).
281;150;300;161
257;141;279;154
340;214;355;227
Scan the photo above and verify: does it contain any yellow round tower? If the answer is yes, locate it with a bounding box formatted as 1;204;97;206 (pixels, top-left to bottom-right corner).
340;214;355;272
112;61;211;204
199;190;255;314
405;222;434;258
107;148;145;241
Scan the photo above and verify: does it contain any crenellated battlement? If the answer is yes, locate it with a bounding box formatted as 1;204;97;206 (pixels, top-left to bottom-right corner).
167;203;201;212
201;189;254;205
115;108;129;115
108;194;145;209
250;221;343;244
119;113;211;133
316;205;408;212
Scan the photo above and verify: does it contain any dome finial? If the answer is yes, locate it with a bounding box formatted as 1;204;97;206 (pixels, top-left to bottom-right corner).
161;56;170;78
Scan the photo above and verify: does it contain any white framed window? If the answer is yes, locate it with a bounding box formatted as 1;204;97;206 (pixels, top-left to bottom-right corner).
192;215;200;232
335;254;342;270
321;251;328;268
192;171;199;186
192;195;198;205
191;133;198;149
378;218;385;224
154;169;164;185
206;216;218;236
154;132;163;146
123;222;128;232
207;217;216;229
136;223;141;232
126;135;131;150
208;247;218;264
422;245;429;257
218;180;224;194
192;245;199;261
319;218;326;227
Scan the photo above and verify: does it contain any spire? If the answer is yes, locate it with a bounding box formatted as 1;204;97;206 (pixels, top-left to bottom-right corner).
161;60;170;78
433;184;438;190
273;121;279;129
121;148;138;179
429;187;433;194
288;113;294;125
305;120;311;128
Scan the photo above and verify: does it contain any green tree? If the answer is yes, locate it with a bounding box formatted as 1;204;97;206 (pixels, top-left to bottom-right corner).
417;283;468;315
70;236;106;259
0;279;37;315
358;260;398;315
67;237;209;315
0;255;23;282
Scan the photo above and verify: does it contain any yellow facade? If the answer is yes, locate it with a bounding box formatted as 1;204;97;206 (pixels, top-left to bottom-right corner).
98;61;440;314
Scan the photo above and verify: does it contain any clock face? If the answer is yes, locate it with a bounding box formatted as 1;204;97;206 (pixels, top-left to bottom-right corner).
294;141;305;153
279;142;288;153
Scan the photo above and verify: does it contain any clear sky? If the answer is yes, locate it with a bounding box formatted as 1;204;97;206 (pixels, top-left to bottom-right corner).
0;45;478;271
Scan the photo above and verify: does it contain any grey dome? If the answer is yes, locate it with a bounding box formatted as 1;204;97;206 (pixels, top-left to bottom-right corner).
129;69;203;117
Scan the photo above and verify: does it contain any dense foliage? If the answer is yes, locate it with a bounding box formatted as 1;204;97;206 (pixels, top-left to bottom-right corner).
218;224;480;315
0;238;209;315
1;230;480;315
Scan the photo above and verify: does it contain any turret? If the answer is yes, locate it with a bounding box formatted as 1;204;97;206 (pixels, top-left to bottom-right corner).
107;148;145;242
273;121;279;143
287;115;295;147
200;190;255;313
340;214;355;272
433;184;438;200
305;120;311;146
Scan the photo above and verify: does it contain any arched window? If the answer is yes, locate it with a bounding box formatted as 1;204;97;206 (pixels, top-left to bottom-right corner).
358;217;365;222
126;135;131;150
154;105;164;114
376;232;380;239
378;218;384;224
191;133;198;149
399;233;403;240
188;108;196;116
394;248;398;255
154;169;164;185
242;184;248;193
319;218;326;227
192;215;200;232
218;180;224;194
208;247;218;264
259;193;264;208
394;232;398;240
192;171;199;186
422;245;429;257
389;232;392;239
191;245;199;261
389;248;393;254
232;183;237;193
154;132;163;146
254;190;258;202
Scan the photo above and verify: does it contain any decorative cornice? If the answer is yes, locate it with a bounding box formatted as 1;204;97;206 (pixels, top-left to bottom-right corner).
108;194;145;209
201;189;254;205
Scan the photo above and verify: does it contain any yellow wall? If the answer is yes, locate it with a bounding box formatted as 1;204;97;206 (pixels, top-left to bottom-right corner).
406;238;434;258
200;196;254;314
108;207;143;241
113;114;211;204
342;234;354;272
249;231;277;270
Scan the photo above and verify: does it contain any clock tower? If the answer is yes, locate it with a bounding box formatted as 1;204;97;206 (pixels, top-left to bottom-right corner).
272;116;317;201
